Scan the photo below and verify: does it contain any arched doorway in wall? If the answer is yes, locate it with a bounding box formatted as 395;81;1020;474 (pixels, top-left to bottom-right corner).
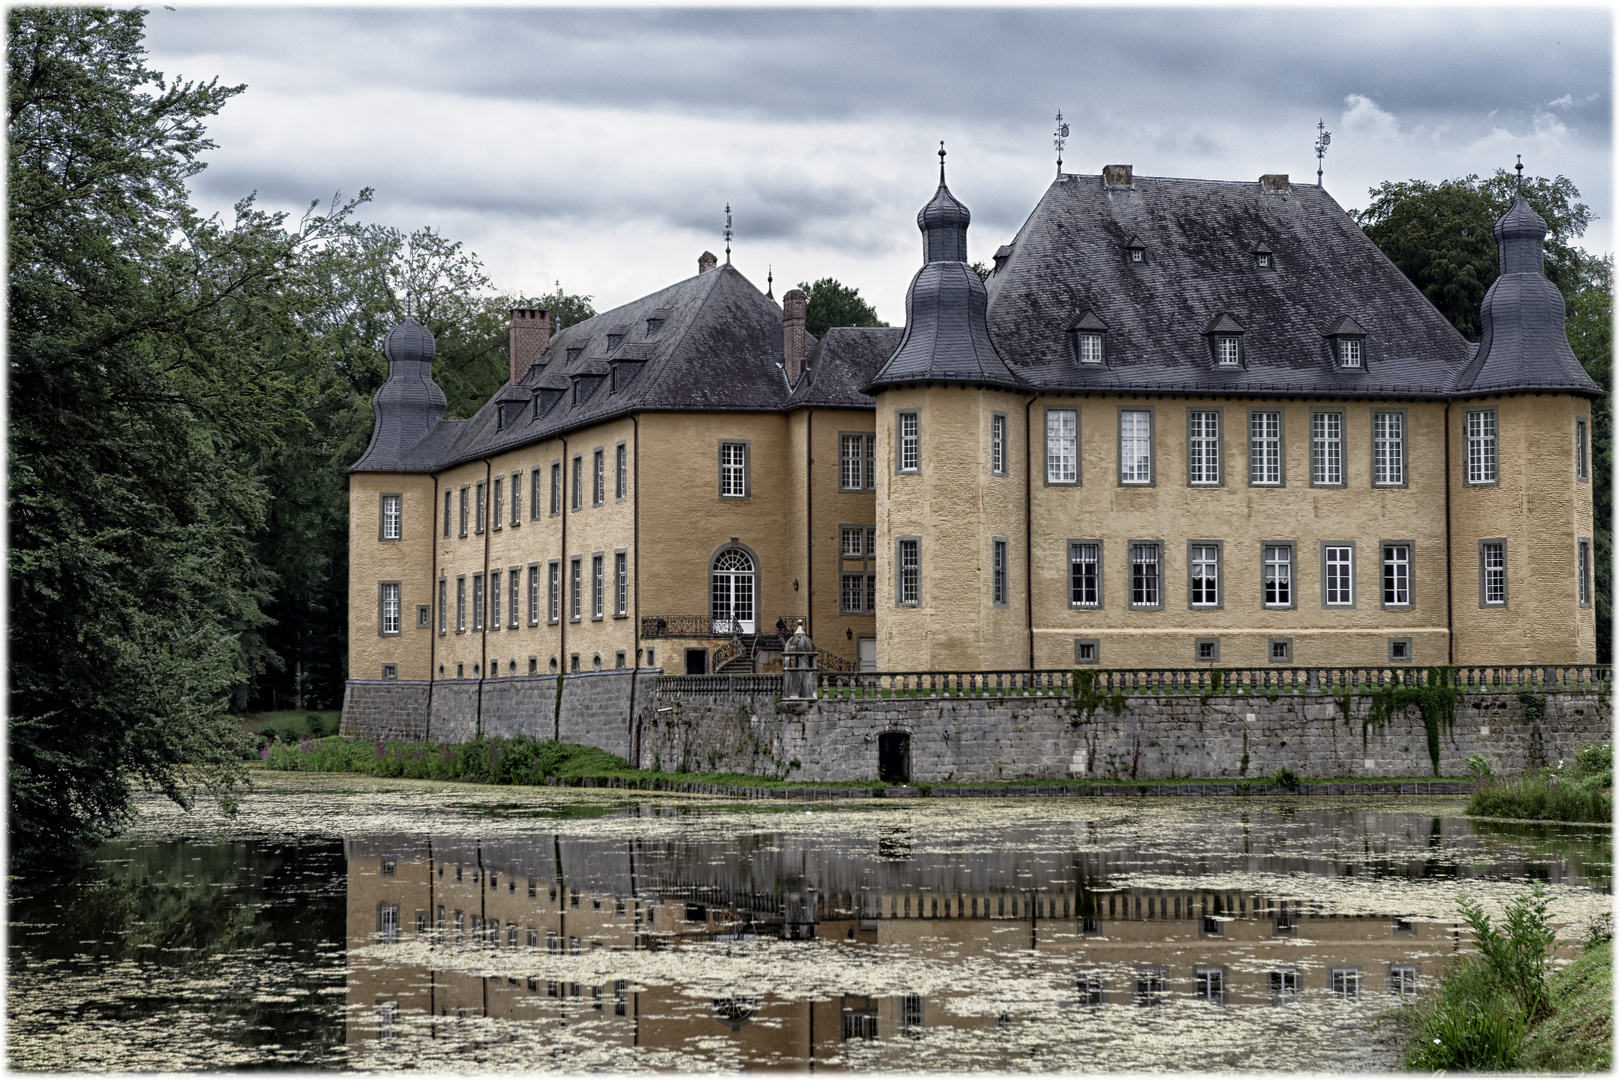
710;548;756;634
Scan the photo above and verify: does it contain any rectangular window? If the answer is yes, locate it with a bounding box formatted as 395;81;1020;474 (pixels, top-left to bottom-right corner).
528;564;540;626
616;443;627;500
531;468;541;521
1189;543;1220;607
1480;540;1506;606
897;538;920;606
443;489;452;538
897;412;920;473
991;414;1007;475
381;494;402;540
840;433;876;491
1046;409;1078;484
841;573;870;615
1323;544;1354;607
571;456;583;510
592;555;604;619
1263;544;1293;608
1269;969;1302;998
511;471;521;525
1070;542;1100;607
1330;968;1362;998
438;578;447;634
593;449;604;506
841;527;864;557
490;569;501;629
456;577;466;632
1311;411;1343;486
1194;967;1227;1004
550;462;561;516
1373;411;1405;486
1339;338;1362;367
720;441;748;498
1216;337;1240;366
491;477;503;529
509;567;519;627
472;574;484;630
547;561;560;624
1120;410;1152;485
1382;544;1411;607
380;582;401;635
1129;542;1161;608
474;482;486;534
1389;966;1420;997
1466;409;1498;484
1188;410;1220;485
569;559;582;621
459;486;469;536
1579;538;1592;607
1576;418;1590;481
992;539;1008;606
614;552;627;616
1249;410;1282;486
1077;332;1104;364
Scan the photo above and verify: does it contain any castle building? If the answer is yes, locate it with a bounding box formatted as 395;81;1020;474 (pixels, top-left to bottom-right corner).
347;159;1598;698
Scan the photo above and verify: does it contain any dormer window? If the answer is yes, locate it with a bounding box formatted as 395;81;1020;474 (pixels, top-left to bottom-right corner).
566;346;583;363
606;333;623;351
1130;248;1144;263
1323;316;1369;371
645;317;663;336
1256;253;1270;268
1125;236;1146;264
1203;313;1245;368
1068;310;1109;365
1253;243;1275;271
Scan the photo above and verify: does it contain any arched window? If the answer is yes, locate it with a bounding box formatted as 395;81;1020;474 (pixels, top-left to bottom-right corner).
710;549;756;634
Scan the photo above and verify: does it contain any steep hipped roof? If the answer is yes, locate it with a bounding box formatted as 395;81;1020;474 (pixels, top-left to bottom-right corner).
1456;193;1601;396
789;326;905;408
984;173;1481;398
352;264;796;473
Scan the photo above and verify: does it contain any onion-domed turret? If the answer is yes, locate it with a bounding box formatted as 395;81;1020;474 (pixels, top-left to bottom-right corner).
865;147;1021;392
350;316;449;470
1459;166;1599;396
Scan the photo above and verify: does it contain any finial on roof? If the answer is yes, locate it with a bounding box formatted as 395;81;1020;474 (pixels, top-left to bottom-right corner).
1053;109;1069;177
1314;119;1331;187
1516;154;1524;195
766;265;773;299
724;203;732;265
939;140;946;184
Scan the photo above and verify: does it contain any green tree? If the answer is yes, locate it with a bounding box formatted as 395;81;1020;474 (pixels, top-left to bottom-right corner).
6;7;359;860
797;276;888;338
1357;172;1612;660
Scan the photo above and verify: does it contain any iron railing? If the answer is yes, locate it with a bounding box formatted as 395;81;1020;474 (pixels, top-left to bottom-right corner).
641;615;807;640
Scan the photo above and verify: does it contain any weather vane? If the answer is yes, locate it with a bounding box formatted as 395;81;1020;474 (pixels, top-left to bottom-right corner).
1515;154;1524;195
938;140;946;183
724;203;732;265
1315;119;1332;187
1054;109;1070;177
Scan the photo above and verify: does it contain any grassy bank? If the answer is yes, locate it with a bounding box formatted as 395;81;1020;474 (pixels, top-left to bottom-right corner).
1466;742;1612;823
241;709;343;744
263;735;1470;794
1398;884;1612;1072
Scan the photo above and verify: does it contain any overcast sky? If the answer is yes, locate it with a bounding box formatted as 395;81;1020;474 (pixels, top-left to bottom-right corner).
143;4;1613;325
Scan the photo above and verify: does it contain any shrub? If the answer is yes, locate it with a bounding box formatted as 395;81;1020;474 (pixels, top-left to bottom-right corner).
1467;775;1612;822
1404;983;1526;1071
1271;767;1301;789
1457;883;1556;1020
1464;753;1494;779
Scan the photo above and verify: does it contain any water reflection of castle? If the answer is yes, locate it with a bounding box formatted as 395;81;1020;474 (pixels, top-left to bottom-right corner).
345;832;1455;1063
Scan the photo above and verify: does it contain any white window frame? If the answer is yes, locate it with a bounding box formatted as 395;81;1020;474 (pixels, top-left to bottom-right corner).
1187;409;1221;486
1215;335;1240;366
550;461;561;516
456;576;467;633
1188;542;1221;609
591;554;604;619
896;537;920;606
614;551;628;616
1129;541;1162;609
1465;409;1498;486
1322;543;1355;608
897;411;921;474
991;413;1007;476
719;440;749;498
490;569;501;629
569;558;582;622
1077;332;1104;364
530;467;542;521
839;432;876;491
528;563;541;626
509;566;520;627
1046;408;1078;485
616;442;628;501
1311;409;1344;487
472;574;484;630
1381;543;1412;608
438;577;447;635
1262;543;1294;609
1578;537;1592;607
1248;409;1283;486
1576;418;1590;481
1480;539;1507;607
1372;410;1406;487
547;560;560;624
380;493;402;541
571;456;583;511
474;481;486;535
1070;541;1101;608
1339;338;1362;368
379;581;401;636
1119;409;1154;486
491;476;503;530
593;448;605;506
511;470;522;525
443;489;452;538
459;485;469;537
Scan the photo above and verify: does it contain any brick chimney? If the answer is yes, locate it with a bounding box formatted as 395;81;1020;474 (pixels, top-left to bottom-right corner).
782;288;807;387
509;307;550;383
698;250;718;274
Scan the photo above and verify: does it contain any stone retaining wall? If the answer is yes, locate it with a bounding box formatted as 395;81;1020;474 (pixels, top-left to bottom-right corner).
343;675;1611;782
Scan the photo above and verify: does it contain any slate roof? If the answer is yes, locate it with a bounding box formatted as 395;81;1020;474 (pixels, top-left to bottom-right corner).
984;173;1484;398
352;264;802;473
789;326;905;408
350;317;448;472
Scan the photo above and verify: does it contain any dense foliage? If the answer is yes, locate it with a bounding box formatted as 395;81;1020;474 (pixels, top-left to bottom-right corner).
1466;741;1613;822
1356;173;1612;659
797;276;888;338
264;735;629;784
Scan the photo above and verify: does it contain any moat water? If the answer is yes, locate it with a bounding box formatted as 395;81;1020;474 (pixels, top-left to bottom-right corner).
7;772;1611;1071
